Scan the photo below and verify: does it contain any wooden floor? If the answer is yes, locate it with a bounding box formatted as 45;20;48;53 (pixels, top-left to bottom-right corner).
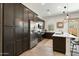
20;39;65;56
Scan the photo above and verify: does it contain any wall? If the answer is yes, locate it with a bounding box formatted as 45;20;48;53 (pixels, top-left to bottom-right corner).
45;11;79;33
45;15;68;32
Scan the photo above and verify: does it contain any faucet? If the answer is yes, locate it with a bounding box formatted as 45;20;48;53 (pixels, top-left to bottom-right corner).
59;29;63;34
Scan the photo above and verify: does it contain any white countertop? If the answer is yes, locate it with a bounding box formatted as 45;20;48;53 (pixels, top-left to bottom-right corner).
45;31;55;33
53;32;77;38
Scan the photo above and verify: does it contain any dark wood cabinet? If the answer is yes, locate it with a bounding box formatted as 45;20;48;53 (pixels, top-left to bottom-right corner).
14;4;24;55
14;4;30;55
3;26;14;56
28;11;34;20
22;7;29;51
1;3;38;56
14;27;23;55
0;3;1;25
2;3;15;56
14;4;24;26
42;32;54;39
53;37;66;54
3;4;15;26
0;3;2;56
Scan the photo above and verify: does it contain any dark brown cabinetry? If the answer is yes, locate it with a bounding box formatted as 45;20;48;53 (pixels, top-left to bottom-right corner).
3;3;14;26
53;37;66;54
14;4;24;55
3;4;15;56
0;3;2;24
0;3;38;56
22;7;29;51
28;11;34;20
3;26;14;56
0;3;2;56
42;32;54;39
1;3;33;56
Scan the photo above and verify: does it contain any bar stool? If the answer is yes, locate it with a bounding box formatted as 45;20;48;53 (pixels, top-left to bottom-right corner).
70;38;79;56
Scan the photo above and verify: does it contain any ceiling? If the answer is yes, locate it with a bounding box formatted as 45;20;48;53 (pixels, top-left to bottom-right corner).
23;3;79;19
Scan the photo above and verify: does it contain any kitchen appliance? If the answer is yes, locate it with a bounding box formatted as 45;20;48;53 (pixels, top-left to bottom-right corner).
30;21;38;48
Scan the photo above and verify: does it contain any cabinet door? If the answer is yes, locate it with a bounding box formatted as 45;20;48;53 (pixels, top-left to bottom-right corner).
14;4;24;26
59;38;66;53
22;8;29;50
3;27;14;56
0;3;2;56
14;4;24;55
28;11;34;20
0;3;2;25
15;27;23;55
0;27;2;56
3;3;14;26
53;37;66;54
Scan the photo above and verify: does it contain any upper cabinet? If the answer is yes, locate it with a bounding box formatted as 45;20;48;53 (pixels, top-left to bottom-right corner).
14;4;24;27
14;4;24;55
0;4;1;25
24;7;29;35
28;11;34;20
3;4;15;26
28;9;38;21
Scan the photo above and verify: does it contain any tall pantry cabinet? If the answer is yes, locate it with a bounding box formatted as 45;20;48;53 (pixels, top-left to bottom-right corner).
0;3;38;56
3;3;15;56
0;3;2;56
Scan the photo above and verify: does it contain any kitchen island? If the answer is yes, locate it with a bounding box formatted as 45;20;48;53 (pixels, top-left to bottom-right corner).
52;32;77;56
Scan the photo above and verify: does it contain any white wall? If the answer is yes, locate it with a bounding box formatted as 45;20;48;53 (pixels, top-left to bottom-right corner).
45;11;79;33
45;15;68;32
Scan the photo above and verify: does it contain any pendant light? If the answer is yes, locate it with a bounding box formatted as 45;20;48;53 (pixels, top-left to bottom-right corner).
63;4;69;23
63;3;69;20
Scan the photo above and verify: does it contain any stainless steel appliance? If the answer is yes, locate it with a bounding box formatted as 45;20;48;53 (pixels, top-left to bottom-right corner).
30;21;38;48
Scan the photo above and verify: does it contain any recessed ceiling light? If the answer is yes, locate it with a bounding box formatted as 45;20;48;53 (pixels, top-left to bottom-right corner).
47;9;50;12
46;9;51;15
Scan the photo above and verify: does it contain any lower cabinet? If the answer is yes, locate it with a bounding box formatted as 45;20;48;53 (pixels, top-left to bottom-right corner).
0;27;2;56
15;39;23;55
53;37;66;54
3;27;29;56
3;26;14;56
42;32;54;39
22;38;29;51
14;26;23;55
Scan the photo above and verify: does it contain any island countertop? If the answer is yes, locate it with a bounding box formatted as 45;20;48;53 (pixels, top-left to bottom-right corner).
52;32;77;38
52;32;78;56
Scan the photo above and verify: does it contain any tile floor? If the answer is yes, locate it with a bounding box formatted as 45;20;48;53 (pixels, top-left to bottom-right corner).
20;39;65;56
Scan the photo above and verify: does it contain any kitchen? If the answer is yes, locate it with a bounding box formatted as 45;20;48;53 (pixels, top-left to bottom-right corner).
0;3;79;56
